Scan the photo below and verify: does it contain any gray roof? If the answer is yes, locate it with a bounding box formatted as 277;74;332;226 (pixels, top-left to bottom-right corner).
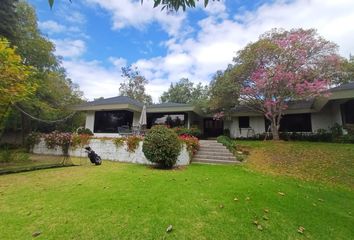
330;82;354;92
148;102;192;108
77;96;144;108
232;99;314;112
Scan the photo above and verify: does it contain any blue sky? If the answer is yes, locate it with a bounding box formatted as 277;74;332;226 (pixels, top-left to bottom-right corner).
29;0;354;102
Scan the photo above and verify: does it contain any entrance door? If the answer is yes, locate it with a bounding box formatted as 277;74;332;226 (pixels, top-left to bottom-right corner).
204;118;224;138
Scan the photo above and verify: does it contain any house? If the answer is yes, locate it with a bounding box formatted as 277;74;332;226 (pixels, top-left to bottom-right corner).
73;82;354;138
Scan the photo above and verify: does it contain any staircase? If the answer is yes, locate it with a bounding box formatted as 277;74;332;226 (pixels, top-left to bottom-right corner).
193;140;240;164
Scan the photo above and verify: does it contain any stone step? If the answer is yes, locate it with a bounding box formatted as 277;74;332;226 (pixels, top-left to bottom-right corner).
196;150;234;157
194;155;237;161
198;147;228;152
193;158;239;165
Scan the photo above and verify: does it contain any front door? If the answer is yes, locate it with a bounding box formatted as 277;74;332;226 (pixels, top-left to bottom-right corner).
204;118;224;138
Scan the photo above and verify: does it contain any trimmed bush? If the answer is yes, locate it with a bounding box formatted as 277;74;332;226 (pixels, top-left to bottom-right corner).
143;125;181;168
77;128;94;136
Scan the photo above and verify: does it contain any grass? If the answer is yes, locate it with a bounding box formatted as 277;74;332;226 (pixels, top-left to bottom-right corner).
0;158;353;239
236;141;354;189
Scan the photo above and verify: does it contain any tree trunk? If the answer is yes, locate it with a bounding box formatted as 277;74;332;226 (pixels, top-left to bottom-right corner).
271;122;280;140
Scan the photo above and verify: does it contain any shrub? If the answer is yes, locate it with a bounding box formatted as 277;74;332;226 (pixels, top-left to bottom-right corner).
179;134;199;156
143;125;181;168
77;128;94;136
0;148;29;163
71;134;91;149
126;135;143;153
25;132;41;152
173;127;201;138
217;135;236;153
43;131;72;156
113;137;126;148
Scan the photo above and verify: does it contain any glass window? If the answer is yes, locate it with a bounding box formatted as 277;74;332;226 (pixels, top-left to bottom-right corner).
341;100;354;124
94;110;133;133
239;116;250;128
265;113;312;132
147;112;187;128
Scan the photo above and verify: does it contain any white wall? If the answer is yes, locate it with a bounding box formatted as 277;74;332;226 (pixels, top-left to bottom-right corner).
311;101;343;132
226;116;265;138
85;111;95;132
33;139;191;166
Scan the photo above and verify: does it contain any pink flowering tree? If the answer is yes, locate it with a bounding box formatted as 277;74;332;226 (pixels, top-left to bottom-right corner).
235;29;342;140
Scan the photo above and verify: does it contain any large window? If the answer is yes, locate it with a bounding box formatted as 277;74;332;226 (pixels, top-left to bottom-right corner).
238;116;250;128
94;110;133;133
147;112;187;128
341;100;354;124
265;113;312;132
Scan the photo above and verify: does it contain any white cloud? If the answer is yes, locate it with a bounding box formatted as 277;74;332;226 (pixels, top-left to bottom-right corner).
86;0;187;36
109;57;128;69
53;39;86;58
39;20;66;34
63;60;122;100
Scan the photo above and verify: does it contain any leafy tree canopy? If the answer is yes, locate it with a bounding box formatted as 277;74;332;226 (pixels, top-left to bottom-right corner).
234;28;342;140
160;78;209;111
0;38;37;132
119;66;153;104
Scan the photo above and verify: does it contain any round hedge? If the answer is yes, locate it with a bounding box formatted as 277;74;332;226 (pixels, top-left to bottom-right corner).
143;125;182;168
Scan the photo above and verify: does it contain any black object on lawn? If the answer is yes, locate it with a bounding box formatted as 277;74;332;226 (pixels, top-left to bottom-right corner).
84;146;102;165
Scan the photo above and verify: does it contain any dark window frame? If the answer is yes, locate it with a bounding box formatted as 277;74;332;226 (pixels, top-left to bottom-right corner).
341;100;354;125
238;116;250;128
94;110;133;133
264;113;312;132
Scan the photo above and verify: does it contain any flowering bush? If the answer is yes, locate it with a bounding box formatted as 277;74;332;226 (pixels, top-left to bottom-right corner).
43;131;72;156
179;134;199;156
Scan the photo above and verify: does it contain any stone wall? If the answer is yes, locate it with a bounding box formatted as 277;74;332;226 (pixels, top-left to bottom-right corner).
32;139;190;166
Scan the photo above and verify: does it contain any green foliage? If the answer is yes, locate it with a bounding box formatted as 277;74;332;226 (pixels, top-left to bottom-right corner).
173;127;201;138
113;137;126;148
0;0;18;42
0;148;29;163
0;38;37;132
77;128;94;136
120;66;152;104
25;132;41;152
1;1;84;138
209;67;241;111
143;125;181;168
160;78;209;110
217;135;236;153
126;135;143;153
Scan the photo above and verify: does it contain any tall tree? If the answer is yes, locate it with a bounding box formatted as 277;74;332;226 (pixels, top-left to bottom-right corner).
160;78;209;109
0;38;37;134
234;28;341;140
0;0;19;43
2;1;84;139
119;66;152;104
209;65;242;112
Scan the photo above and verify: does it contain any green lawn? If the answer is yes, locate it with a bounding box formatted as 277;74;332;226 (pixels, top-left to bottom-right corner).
1;158;353;239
